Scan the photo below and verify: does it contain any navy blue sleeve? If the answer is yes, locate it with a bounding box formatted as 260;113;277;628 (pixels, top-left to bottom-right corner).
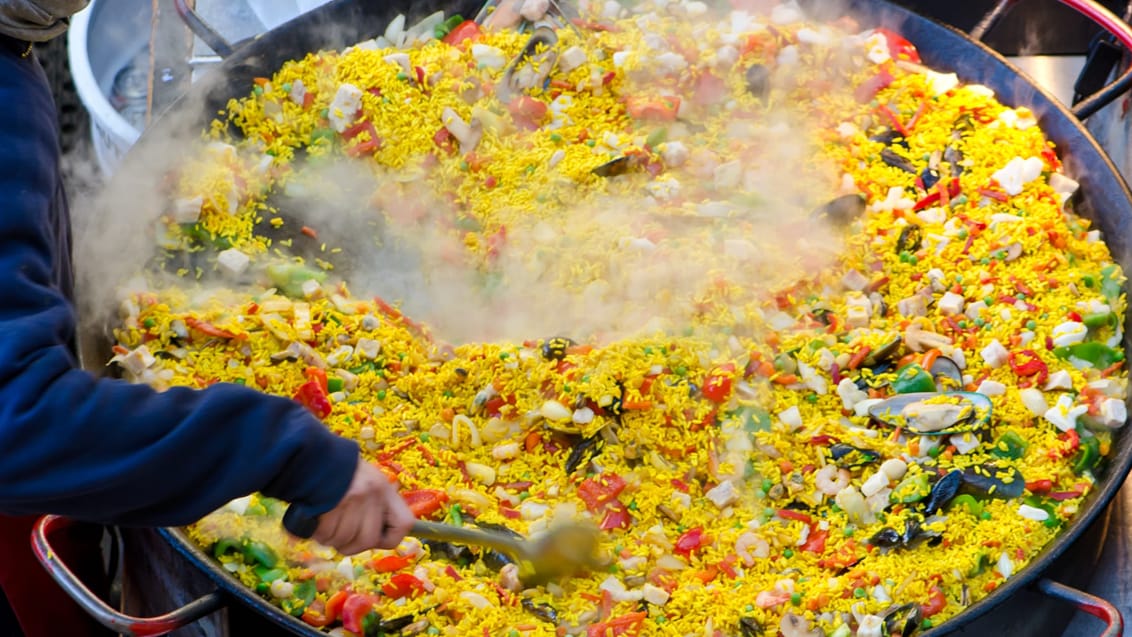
0;44;359;527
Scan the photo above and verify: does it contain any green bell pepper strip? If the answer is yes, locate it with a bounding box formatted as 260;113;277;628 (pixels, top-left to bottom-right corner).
266;263;327;298
1083;311;1116;329
893;364;936;394
212;538;242;560
327;377;345;393
1054;342;1123;369
1100;265;1123;304
1071;435;1102;475
244;539;280;568
951;494;983;517
253;566;286;582
294;580;317;606
990;430;1029;460
967;551;991;577
890;472;931;503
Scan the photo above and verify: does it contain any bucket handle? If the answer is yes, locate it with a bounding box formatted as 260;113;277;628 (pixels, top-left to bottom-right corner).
32;515;226;637
1036;578;1124;637
970;0;1132;120
172;0;237;58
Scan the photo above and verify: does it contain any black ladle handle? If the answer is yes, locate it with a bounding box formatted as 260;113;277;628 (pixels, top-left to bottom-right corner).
282;505;321;539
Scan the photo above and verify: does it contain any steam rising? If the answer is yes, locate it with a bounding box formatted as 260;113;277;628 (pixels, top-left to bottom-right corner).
72;0;861;353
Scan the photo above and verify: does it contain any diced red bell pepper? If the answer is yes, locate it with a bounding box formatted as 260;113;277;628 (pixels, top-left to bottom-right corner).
586;611;647;637
294;380;332;419
874;27;921;63
702;366;735;403
854;68;894;103
577;474;628;514
341;593;380;634
625;95;680;122
369;554;412;572
185;317;239;339
382;573;425;599
600;502;632;530
674;527;706;557
402;489;448;519
801;527;828;554
443;20;482;47
1008;349;1049;385
777;509;814;525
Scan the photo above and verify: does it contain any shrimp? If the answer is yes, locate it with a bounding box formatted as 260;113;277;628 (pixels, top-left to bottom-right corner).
735;531;770;567
815;464;851;496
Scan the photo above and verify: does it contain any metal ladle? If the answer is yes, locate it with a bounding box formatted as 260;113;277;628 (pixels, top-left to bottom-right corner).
283;507;601;584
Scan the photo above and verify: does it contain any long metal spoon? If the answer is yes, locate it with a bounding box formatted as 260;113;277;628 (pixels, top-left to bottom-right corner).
283;507;601;584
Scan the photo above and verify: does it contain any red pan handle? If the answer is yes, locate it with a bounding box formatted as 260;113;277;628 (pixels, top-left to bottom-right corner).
1036;578;1124;637
31;515;225;637
970;0;1132;120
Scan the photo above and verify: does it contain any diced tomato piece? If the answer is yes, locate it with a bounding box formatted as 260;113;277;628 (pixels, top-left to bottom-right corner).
293;380;332;419
443;20;482;47
369;554;412;572
324;590;349;624
702;367;735;403
674;527;706;557
507;96;549;129
382;573;425;599
402;489;448;519
920;585;947;617
341;593;380;634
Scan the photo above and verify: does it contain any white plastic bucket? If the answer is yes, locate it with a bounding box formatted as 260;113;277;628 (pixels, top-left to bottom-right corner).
67;0;150;177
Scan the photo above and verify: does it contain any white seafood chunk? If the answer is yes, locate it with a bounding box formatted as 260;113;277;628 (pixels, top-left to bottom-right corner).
328;83;363;132
991;156;1042;196
1100;398;1127;428
217;248;250;275
1044;394;1088;432
980;339;1009;368
938;292;965;316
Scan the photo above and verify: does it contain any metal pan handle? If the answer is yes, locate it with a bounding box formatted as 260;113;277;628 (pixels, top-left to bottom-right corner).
1036;578;1124;637
32;515;226;637
172;0;236;58
969;0;1132;120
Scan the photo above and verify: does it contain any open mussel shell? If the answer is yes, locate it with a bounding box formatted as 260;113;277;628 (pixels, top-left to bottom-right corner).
811;193;866;226
868;391;991;436
828;443;881;468
882;602;923;636
928;356;963;389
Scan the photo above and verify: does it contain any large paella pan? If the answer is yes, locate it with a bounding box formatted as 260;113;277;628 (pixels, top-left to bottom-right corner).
34;0;1132;636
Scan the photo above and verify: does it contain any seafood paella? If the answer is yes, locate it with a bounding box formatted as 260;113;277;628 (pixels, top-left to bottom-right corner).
110;1;1128;635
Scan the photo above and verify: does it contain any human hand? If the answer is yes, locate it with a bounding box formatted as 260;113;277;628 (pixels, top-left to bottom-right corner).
310;457;414;555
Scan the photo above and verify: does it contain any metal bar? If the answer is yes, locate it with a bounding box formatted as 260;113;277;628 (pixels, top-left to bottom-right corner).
1037;578;1124;637
970;0;1022;42
31;515;226;637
